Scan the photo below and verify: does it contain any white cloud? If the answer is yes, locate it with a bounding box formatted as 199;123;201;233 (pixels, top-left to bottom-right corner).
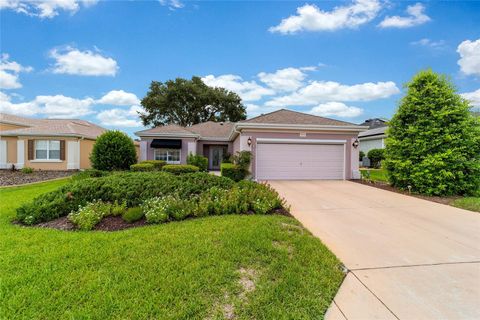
0;54;33;89
411;38;446;49
0;92;94;118
97;90;140;106
97;105;143;127
49;46;118;76
457;39;480;77
266;80;400;106
461;89;480;107
379;3;430;28
258;67;315;92
309;102;363;118
0;0;98;18
269;0;381;34
159;0;184;9
202;74;275;101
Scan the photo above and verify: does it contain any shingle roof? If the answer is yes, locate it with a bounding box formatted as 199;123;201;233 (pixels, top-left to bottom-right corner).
358;126;387;138
188;121;234;139
240;109;356;126
135;124;197;136
0;113;106;139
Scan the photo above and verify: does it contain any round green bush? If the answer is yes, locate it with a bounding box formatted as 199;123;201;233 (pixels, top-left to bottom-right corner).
367;149;385;168
385;70;480;196
90;130;137;171
122;207;144;223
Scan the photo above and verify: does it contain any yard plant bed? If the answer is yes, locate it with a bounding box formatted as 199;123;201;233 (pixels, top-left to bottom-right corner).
0;170;75;186
1;179;344;319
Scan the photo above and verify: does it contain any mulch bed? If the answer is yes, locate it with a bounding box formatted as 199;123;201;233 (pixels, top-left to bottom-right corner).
0;170;75;187
353;179;460;206
23;209;290;232
32;215;147;232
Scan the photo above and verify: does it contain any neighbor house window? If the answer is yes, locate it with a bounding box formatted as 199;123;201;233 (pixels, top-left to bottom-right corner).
154;148;180;164
35;140;60;160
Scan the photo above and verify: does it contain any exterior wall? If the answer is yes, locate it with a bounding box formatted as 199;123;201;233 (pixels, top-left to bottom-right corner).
232;135;240;154
241;130;359;180
143;137;196;164
21;136;78;171
359;137;384;154
80;139;95;169
0;137;19;167
0;123;28;131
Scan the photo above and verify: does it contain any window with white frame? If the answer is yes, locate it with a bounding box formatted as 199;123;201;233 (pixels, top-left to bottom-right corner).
154;148;180;164
35;140;60;160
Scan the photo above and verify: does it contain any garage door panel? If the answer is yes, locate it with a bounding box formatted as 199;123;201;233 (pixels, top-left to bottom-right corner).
256;143;345;180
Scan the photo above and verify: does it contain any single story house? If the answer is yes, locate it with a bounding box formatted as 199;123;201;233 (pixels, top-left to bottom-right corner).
136;109;368;180
358;118;388;154
0;113;106;170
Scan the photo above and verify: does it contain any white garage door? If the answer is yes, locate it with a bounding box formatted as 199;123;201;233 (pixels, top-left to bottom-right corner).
256;142;345;180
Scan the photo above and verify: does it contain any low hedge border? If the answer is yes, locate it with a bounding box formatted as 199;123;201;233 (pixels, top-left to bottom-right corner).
162;164;199;174
221;163;248;182
16;172;233;225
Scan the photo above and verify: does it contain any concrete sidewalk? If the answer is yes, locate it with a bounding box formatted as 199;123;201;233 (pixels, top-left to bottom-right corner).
269;180;480;320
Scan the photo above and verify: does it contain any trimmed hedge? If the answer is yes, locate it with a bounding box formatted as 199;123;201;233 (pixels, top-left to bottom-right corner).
141;160;166;170
221;163;247;182
130;163;155;171
187;154;208;172
90;130;137;171
162;164;199;174
72;169;110;181
16;172;234;225
122;207;144;223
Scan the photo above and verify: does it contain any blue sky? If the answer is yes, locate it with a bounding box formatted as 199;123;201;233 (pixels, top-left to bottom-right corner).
1;0;479;136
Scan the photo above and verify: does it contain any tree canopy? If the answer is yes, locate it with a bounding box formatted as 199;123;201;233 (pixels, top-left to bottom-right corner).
140;76;247;127
384;70;480;196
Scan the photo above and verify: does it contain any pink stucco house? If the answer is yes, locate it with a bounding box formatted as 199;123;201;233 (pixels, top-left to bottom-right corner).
135;109;368;180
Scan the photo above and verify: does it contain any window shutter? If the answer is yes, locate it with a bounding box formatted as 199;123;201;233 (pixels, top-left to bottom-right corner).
27;140;34;160
60;140;66;161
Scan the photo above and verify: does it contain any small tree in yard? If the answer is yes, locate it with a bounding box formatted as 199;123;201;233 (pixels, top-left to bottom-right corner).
385;70;480;196
90;131;137;171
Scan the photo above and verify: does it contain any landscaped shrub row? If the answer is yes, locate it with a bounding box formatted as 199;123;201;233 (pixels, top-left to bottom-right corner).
187;154;208;172
17;172;234;224
143;181;286;224
68;200;126;230
162;164;199;174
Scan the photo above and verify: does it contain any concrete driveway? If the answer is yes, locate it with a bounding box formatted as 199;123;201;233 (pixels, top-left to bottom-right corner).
269;180;480;320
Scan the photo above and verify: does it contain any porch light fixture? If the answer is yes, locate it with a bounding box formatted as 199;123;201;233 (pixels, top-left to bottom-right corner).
247;137;252;146
352;139;359;148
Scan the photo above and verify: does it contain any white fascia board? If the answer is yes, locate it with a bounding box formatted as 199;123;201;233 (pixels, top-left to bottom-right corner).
256;138;347;145
235;123;369;133
359;134;387;141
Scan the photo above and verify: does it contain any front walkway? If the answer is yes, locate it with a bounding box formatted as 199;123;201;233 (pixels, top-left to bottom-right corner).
269;180;480;320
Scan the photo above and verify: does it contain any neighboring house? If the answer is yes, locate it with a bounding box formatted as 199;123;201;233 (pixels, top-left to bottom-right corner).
0;113;106;170
136;109;368;180
358;118;388;154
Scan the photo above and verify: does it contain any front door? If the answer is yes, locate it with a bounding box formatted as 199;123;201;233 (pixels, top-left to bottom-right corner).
209;146;223;170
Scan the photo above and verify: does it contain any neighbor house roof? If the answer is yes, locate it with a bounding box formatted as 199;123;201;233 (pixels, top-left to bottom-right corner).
188;121;235;140
135;124;199;137
359;118;388;129
240;109;356;126
0;113;106;140
358;126;387;138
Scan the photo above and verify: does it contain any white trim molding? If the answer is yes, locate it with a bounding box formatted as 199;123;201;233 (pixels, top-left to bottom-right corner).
256;138;347;145
16;140;24;169
0;140;7;169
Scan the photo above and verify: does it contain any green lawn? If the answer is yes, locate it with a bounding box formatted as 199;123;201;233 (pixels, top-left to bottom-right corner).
0;179;343;319
360;168;389;183
452;197;480;213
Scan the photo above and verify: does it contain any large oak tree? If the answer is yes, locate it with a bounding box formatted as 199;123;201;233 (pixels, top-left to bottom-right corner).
140;76;247;127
